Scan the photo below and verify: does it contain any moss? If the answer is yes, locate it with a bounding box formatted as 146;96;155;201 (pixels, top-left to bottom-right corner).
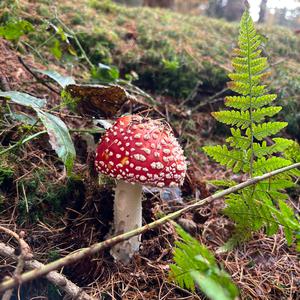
0;164;14;187
17;171;85;224
48;250;60;262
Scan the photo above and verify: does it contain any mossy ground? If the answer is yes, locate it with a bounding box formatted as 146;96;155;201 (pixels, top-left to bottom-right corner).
16;0;299;138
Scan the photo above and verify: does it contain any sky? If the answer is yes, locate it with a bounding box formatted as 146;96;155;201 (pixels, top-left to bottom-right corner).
249;0;300;21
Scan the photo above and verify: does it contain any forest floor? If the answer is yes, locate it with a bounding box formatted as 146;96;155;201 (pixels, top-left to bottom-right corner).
0;1;300;299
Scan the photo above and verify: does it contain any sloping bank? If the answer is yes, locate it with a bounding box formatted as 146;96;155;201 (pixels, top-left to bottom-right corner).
24;0;300;137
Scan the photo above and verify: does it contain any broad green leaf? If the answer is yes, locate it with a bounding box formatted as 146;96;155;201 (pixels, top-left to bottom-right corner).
35;69;76;88
10;112;37;125
35;110;76;175
0;91;46;108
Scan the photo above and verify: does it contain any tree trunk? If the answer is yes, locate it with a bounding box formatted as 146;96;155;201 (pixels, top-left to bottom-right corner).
223;0;244;22
258;0;268;23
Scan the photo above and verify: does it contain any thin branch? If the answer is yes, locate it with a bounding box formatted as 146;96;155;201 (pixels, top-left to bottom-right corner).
0;242;95;300
191;87;229;112
0;131;47;156
17;56;60;95
0;162;299;292
0;227;33;300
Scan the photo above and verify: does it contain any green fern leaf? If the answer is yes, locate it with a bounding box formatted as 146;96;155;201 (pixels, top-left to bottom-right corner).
268;200;300;246
212;110;251;129
209;179;237;187
170;225;239;299
252;106;282;123
226;128;251;150
253;157;291;175
253;138;294;157
203;145;249;173
250;122;288;140
225;94;277;111
204;9;300;251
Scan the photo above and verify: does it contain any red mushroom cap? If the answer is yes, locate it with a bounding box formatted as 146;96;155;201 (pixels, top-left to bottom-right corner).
95;115;187;188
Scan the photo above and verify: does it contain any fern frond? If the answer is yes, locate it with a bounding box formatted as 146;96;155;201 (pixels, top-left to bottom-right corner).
213;107;281;129
204;9;299;251
212;110;251;129
253;138;294;158
254;177;293;201
250;122;288;140
224;188;300;243
228;72;269;86
275;200;300;246
253;157;291;175
284;141;300;163
203;145;249;173
226;128;251;150
251;106;282;122
225;94;277;110
209;179;237;187
227;81;266;96
169;225;239;299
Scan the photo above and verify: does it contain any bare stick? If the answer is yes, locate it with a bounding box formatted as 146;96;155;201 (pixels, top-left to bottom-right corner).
0;242;95;300
0;227;33;300
0;162;299;292
17;56;60;95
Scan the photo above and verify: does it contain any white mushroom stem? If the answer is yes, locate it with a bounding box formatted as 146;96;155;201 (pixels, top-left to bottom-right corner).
110;180;143;264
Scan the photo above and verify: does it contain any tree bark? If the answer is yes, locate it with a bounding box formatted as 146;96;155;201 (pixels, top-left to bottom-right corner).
258;0;268;23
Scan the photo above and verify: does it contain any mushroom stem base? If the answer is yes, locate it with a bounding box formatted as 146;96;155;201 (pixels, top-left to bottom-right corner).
110;180;142;264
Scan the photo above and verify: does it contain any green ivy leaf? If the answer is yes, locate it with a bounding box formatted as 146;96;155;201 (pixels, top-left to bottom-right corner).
35;110;76;175
0;91;46;108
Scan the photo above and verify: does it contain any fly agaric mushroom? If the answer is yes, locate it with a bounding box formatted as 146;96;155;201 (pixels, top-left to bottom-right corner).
95;114;187;263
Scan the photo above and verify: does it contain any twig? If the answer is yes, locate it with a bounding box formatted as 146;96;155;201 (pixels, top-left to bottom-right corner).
0;227;33;300
0;130;47;157
191;87;229;112
0;162;299;292
0;242;94;300
17;56;60;95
